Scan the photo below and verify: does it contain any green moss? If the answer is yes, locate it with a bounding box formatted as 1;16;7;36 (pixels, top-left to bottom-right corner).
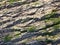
4;34;12;42
0;4;1;6
45;12;56;19
45;39;53;44
42;31;53;36
9;0;16;4
27;26;36;32
45;35;53;44
53;24;60;30
12;32;21;38
50;17;60;24
9;0;22;4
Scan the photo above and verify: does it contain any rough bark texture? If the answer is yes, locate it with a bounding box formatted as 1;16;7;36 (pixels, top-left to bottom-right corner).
0;0;60;45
